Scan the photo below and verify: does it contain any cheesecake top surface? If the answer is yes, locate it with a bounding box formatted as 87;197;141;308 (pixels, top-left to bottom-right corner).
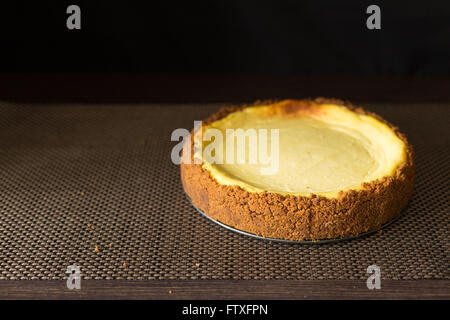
195;100;407;198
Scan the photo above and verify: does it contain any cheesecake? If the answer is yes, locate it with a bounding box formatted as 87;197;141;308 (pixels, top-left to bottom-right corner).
181;98;415;241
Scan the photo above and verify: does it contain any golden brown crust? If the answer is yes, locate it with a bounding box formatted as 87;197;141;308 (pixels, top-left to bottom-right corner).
181;98;415;241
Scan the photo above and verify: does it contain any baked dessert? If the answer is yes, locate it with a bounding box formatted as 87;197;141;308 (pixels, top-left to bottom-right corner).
181;99;415;241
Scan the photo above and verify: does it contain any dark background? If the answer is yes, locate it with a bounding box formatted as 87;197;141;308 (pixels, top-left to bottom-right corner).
1;1;449;103
1;0;450;75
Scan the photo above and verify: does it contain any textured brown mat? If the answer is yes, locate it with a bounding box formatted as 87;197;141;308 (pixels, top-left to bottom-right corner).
0;102;448;280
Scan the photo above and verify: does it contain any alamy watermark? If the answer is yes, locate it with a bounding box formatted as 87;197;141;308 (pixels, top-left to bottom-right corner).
66;264;81;290
66;5;81;30
366;265;381;289
366;5;381;30
171;121;280;175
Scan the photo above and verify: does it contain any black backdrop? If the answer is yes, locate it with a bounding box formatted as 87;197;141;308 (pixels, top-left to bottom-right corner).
1;0;450;75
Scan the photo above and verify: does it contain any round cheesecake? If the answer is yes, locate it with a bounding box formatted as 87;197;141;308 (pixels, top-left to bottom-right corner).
181;99;415;241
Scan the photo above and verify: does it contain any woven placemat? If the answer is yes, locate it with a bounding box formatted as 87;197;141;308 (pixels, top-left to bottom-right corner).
0;102;448;280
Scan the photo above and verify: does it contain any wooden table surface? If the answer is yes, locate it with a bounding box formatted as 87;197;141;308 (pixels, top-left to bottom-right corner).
0;74;448;300
0;280;449;300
